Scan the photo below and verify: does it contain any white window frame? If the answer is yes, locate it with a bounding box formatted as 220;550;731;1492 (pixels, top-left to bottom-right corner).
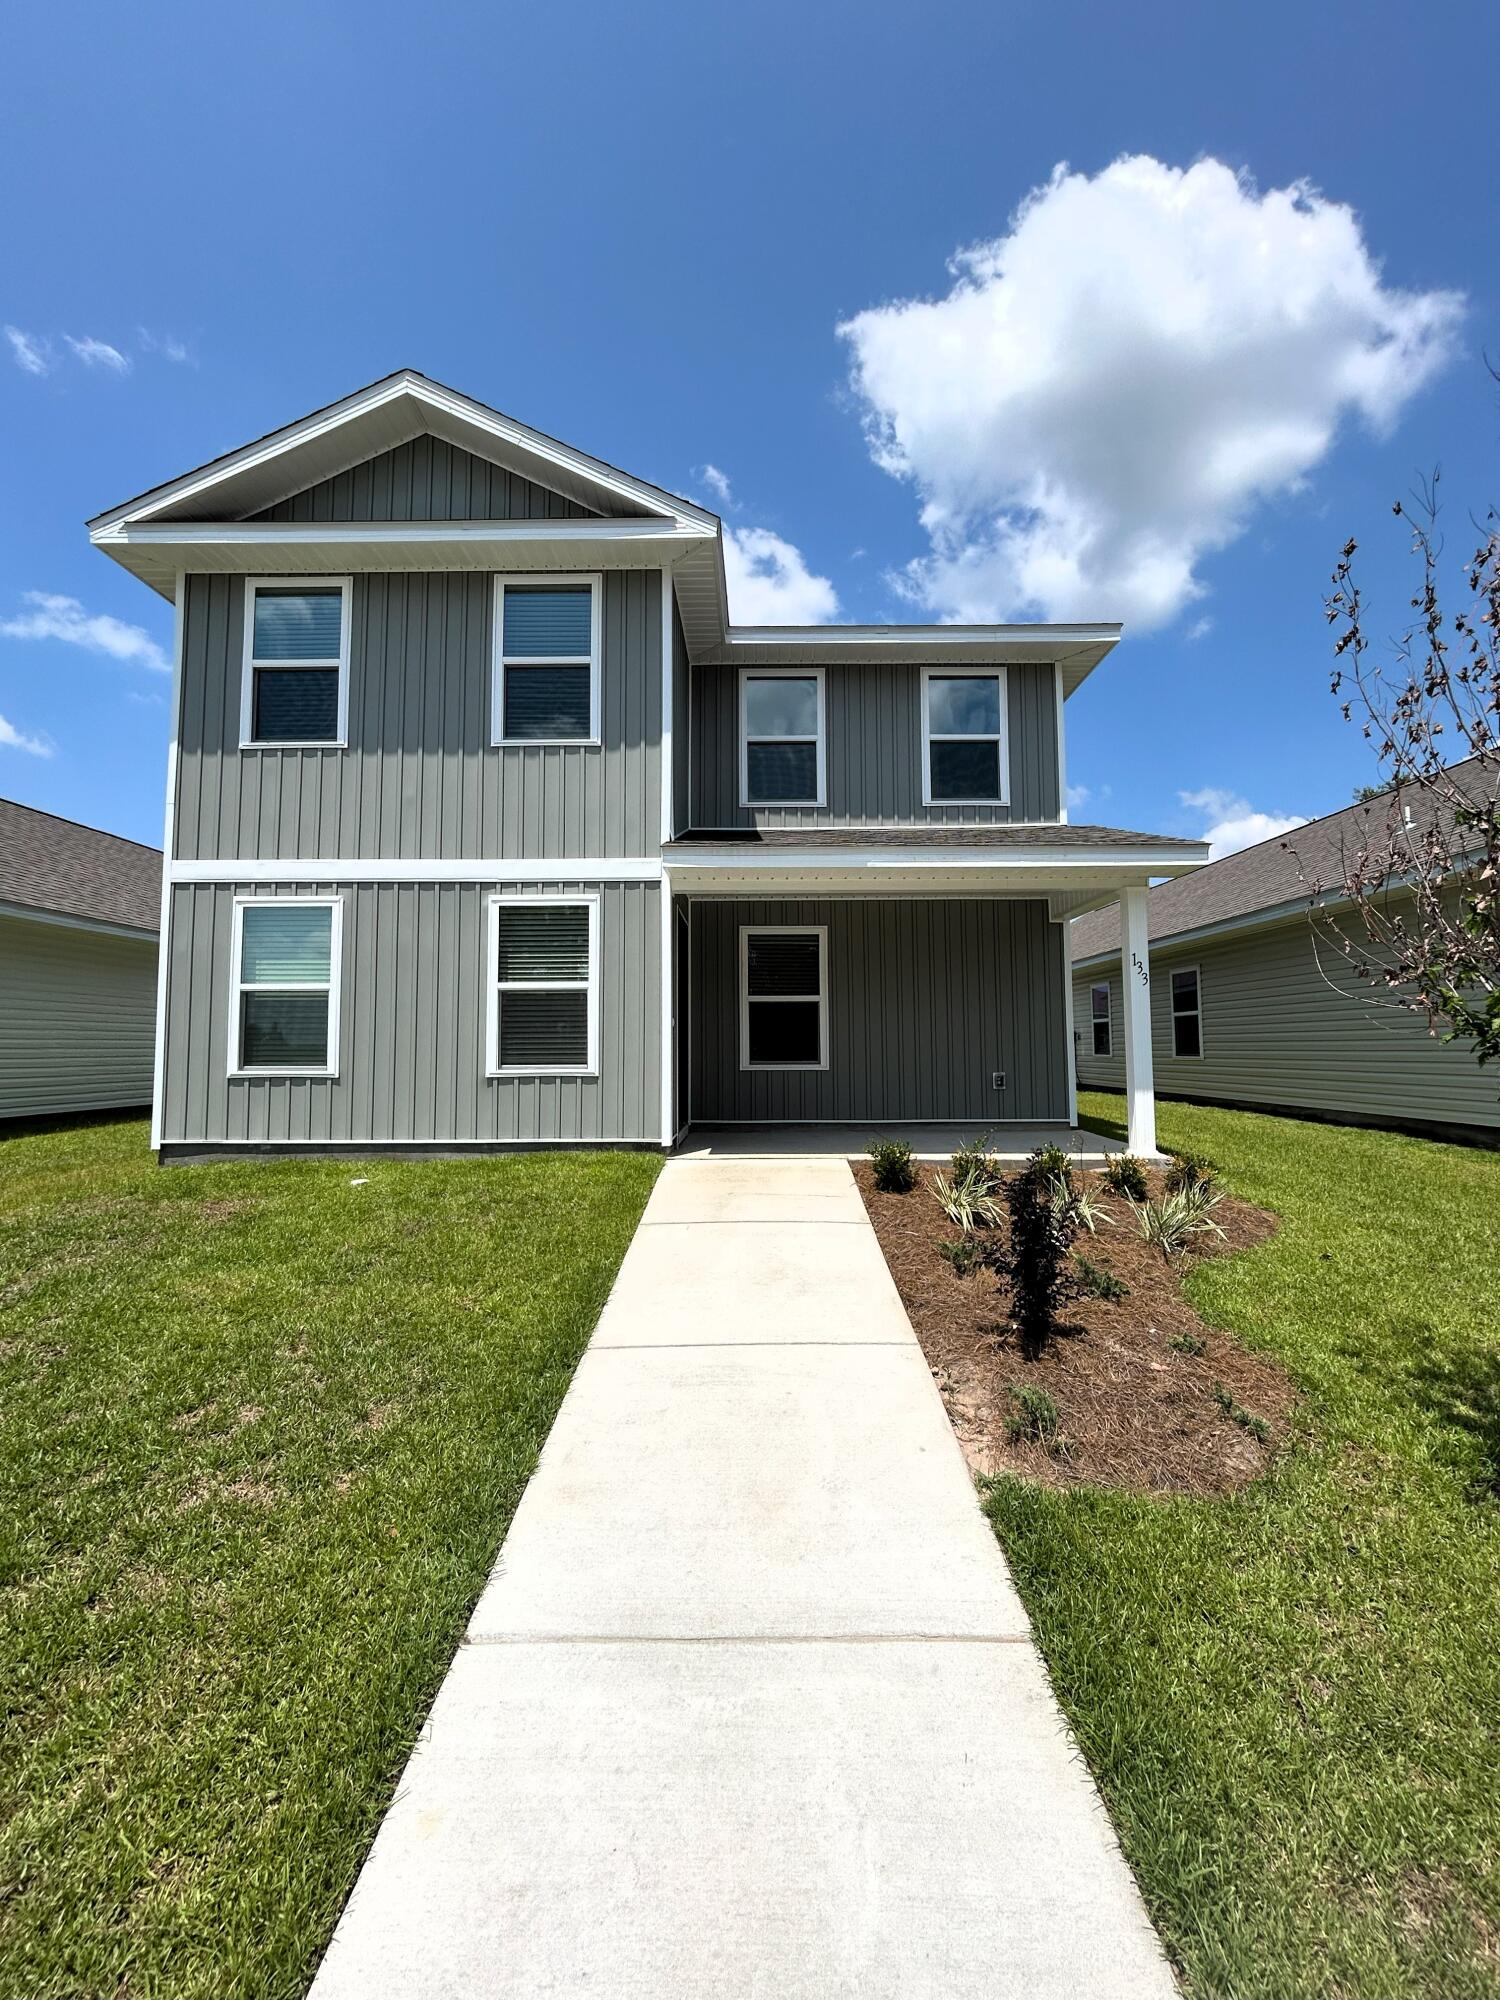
1170;963;1203;1060
492;573;602;748
738;924;829;1072
485;892;600;1078
239;576;352;750
920;664;1009;807
738;667;827;809
1090;980;1112;1059
228;894;343;1079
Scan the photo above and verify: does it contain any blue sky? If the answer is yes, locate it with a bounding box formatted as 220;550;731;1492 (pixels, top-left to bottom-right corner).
1;0;1493;852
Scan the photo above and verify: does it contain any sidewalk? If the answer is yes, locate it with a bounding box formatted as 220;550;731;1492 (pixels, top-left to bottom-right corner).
309;1156;1177;1998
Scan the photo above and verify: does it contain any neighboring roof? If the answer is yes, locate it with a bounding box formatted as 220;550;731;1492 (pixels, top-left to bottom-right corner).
1070;759;1495;964
667;823;1199;853
0;799;161;934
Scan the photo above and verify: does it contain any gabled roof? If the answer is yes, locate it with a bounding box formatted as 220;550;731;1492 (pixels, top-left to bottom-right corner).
0;798;161;934
1070;758;1495;964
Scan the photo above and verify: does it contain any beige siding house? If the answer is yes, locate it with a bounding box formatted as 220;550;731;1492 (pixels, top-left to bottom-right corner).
1071;782;1499;1145
0;801;160;1121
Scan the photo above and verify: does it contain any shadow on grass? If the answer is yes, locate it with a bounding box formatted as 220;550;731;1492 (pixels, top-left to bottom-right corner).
1077;1107;1127;1143
1409;1343;1500;1500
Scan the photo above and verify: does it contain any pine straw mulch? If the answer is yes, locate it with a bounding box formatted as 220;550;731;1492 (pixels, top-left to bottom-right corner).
853;1160;1296;1497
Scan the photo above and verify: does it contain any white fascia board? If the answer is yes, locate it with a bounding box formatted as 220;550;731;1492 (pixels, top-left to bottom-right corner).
663;843;1207;874
724;622;1121;650
93;518;709;552
167;857;664;884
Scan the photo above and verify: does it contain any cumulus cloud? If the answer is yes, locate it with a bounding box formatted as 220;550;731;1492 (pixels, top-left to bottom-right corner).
1;592;170;673
1181;785;1308;860
5;326;50;375
0;712;53;757
839;155;1463;630
696;463;734;508
64;334;130;373
723;526;839;625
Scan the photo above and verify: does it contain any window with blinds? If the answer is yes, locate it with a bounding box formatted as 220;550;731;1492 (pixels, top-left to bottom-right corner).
740;927;827;1069
234;900;339;1073
740;671;824;805
924;670;1006;804
243;580;349;745
495;577;600;743
489;898;596;1074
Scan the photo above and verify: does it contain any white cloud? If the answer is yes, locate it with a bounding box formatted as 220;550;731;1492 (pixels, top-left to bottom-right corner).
1185;616;1215;643
5;326;50;375
1066;783;1091;810
1;592;170;673
0;712;53;757
696;463;734;507
138;326;191;364
64;334;130;373
1180;785;1308;860
723;526;839;625
839;155;1462;631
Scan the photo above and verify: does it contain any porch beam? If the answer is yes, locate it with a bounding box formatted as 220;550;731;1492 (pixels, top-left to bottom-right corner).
1119;886;1158;1158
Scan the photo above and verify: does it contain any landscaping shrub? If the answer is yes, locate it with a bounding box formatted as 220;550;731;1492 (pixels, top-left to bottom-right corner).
938;1236;983;1277
1074;1253;1128;1301
1164;1148;1221;1195
1034;1142;1075;1185
1005;1383;1060;1445
949;1135;1002;1190
1134;1182;1227;1257
867;1137;917;1193
932;1163;1003;1231
1103;1153;1151;1201
982;1149;1083;1356
1054;1174;1113;1235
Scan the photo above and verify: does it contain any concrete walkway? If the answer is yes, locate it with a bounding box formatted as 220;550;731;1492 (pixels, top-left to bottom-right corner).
310;1158;1176;1999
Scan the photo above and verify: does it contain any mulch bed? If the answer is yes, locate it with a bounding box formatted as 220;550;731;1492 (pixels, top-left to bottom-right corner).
854;1160;1295;1497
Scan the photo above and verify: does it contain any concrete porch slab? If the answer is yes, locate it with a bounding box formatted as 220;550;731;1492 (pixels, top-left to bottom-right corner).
309;1637;1177;2000
641;1154;870;1224
677;1121;1124;1163
467;1341;1028;1642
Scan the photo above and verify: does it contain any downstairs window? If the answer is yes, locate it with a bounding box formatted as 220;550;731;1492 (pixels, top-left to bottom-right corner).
488;896;598;1075
232;899;340;1075
740;926;827;1070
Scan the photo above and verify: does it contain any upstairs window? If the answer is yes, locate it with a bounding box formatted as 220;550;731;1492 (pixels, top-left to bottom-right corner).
740;926;828;1070
232;898;340;1075
923;669;1007;805
1171;967;1202;1058
241;579;350;746
1091;981;1112;1057
487;895;598;1075
495;576;600;744
740;670;825;807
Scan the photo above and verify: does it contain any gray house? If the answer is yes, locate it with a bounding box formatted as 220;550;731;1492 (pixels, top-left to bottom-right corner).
1071;780;1499;1145
0;799;160;1121
88;370;1207;1159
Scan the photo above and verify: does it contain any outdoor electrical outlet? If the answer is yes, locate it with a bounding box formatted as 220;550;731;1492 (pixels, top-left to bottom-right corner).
992;1071;1005;1090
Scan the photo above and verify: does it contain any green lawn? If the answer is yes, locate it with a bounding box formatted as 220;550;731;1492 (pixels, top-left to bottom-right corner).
985;1092;1500;2000
0;1117;658;2000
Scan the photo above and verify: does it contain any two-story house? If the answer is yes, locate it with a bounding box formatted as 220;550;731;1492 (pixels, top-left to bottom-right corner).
88;371;1206;1160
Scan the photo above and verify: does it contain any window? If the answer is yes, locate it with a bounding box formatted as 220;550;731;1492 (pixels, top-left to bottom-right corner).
740;926;827;1070
739;670;825;807
1171;967;1202;1058
241;579;350;746
231;899;340;1076
1091;981;1112;1058
487;895;598;1075
494;575;601;744
922;668;1007;804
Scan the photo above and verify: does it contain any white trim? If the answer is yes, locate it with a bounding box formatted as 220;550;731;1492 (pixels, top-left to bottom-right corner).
660;567;675;846
168;856;660;885
1089;978;1113;1059
738;667;827;809
660;875;674;1145
239;575;352;749
228;894;343;1079
663;843;1205;874
491;573;602;747
150;573;185;1149
1169;962;1204;1060
485;891;599;1078
738;924;829;1072
1059;915;1078;1125
1120;886;1157;1157
920;664;1009;808
1054;662;1069;825
722;622;1119;650
0;901;157;944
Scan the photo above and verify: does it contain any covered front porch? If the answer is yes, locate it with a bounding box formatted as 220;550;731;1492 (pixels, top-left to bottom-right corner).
662;826;1210;1162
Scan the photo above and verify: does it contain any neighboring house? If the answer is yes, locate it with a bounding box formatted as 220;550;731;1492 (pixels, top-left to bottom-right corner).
1071;773;1500;1144
88;370;1207;1159
0;800;160;1121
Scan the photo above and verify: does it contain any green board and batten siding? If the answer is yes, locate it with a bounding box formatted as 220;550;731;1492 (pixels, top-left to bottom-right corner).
0;915;156;1119
1074;915;1500;1137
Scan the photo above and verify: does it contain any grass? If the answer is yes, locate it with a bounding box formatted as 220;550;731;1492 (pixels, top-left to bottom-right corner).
983;1092;1500;2000
0;1116;659;2000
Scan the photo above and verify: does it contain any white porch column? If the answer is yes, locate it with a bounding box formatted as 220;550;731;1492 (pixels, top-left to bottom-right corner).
1119;885;1158;1158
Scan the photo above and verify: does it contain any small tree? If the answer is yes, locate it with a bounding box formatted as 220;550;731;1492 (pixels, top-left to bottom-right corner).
982;1152;1082;1357
1319;475;1500;1069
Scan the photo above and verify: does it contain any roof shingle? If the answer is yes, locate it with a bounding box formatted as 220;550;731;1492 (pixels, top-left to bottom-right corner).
0;799;161;933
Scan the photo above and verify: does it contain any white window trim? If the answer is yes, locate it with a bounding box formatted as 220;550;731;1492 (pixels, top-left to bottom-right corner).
738;667;827;809
492;573;602;748
239;576;352;750
1090;979;1112;1059
920;664;1010;808
228;894;343;1079
485;891;600;1078
739;923;829;1072
1170;962;1204;1060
